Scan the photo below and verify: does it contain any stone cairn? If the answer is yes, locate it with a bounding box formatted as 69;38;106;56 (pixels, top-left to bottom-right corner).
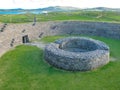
44;37;110;71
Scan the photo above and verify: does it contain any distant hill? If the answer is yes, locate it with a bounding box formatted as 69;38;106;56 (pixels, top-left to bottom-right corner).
0;6;79;14
37;6;79;11
0;6;120;15
83;7;120;12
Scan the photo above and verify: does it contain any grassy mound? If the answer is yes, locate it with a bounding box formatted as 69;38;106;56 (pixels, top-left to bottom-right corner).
0;36;120;90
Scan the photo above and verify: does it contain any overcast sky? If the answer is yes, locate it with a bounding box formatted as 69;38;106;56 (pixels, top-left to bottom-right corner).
0;0;120;9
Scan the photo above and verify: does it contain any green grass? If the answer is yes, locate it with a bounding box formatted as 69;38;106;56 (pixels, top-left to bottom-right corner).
0;11;120;23
0;35;120;90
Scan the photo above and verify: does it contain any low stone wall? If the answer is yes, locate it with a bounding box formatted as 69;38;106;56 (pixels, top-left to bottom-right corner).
44;37;110;71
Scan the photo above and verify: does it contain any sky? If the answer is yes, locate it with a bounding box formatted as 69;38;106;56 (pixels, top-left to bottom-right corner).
0;0;120;9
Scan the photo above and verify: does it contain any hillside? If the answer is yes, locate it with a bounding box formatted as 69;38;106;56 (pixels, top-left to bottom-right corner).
0;10;120;23
0;6;120;15
83;7;120;12
0;6;79;14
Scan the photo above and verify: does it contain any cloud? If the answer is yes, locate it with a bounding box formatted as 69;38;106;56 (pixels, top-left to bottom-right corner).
0;0;120;9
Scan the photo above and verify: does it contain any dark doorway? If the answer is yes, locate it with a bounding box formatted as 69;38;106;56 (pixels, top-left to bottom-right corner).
22;35;29;43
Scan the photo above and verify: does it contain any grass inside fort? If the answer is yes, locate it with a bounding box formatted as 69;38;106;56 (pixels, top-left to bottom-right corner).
0;35;120;90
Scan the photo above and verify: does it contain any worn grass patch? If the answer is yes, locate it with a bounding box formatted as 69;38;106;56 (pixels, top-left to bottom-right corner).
0;36;120;90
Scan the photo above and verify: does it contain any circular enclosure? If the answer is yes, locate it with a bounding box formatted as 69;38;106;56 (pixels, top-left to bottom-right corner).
44;37;110;71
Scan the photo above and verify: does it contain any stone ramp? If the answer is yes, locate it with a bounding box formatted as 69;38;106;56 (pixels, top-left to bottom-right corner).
25;42;46;49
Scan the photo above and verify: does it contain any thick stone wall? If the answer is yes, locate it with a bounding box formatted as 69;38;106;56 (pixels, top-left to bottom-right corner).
48;21;120;39
0;21;120;56
44;37;110;71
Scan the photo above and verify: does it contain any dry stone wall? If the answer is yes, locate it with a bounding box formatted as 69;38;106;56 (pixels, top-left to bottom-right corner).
44;37;110;71
0;21;120;56
48;21;120;39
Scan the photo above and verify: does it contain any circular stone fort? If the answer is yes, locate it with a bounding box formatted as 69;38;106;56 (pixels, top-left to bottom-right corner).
44;37;110;71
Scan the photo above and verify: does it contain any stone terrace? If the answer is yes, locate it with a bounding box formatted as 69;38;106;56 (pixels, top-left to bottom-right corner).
0;21;120;56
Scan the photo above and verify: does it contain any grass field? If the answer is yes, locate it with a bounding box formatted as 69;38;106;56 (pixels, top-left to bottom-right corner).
0;11;120;23
0;35;120;90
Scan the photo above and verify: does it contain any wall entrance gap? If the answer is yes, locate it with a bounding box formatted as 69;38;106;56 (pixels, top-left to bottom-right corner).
22;35;29;43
